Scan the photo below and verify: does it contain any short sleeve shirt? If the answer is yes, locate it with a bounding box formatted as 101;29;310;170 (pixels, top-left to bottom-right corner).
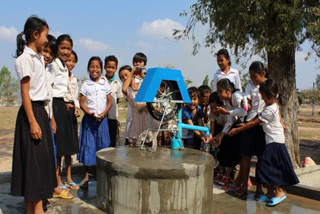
213;67;242;92
80;77;112;115
258;103;285;144
15;47;48;102
182;105;204;138
107;79;123;120
244;82;265;121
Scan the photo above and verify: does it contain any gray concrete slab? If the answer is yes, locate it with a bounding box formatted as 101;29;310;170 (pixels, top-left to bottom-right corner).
1;179;320;214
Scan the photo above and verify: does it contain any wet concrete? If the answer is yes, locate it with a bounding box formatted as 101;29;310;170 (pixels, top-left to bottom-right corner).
96;147;214;214
1;179;320;214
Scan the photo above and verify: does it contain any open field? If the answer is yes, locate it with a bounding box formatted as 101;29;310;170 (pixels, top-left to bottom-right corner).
0;105;320;172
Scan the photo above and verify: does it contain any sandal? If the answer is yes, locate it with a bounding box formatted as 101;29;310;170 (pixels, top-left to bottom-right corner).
66;182;79;190
79;179;89;189
53;189;73;199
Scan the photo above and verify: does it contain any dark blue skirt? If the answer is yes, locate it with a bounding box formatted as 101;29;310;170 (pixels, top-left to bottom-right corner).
215;123;241;167
240;124;266;157
78;114;110;166
256;143;299;186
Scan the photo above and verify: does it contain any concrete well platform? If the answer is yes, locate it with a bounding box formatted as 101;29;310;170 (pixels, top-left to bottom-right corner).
96;147;214;214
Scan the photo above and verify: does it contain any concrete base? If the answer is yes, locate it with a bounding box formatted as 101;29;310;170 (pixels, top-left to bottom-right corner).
96;147;213;214
295;165;320;188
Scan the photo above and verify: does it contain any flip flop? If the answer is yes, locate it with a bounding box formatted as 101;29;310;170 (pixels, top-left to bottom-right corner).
256;194;269;202
266;195;287;207
66;182;79;190
53;189;73;199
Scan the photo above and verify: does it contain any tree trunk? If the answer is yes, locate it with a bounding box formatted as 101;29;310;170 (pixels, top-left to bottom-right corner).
267;46;300;168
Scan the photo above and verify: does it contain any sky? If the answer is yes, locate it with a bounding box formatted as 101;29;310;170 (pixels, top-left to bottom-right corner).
0;0;319;90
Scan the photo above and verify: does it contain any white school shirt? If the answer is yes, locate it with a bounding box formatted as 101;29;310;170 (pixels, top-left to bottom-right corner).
107;78;123;120
80;77;112;115
64;73;80;108
45;64;54;118
222;91;247;133
258;103;285;144
213;67;242;92
51;58;69;98
15;47;49;102
244;82;265;121
209;111;227;126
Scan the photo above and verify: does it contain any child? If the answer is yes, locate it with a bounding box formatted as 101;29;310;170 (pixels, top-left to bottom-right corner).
210;78;247;185
11;16;56;214
182;87;205;148
213;49;242;92
64;50;81;189
42;35;73;200
78;56;112;188
104;55;123;147
229;79;299;206
118;65;133;145
195;85;211;150
51;34;78;190
234;61;267;197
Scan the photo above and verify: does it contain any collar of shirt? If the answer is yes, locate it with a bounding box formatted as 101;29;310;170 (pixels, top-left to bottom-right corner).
24;47;44;64
85;77;106;86
217;67;236;75
54;58;68;72
108;75;116;83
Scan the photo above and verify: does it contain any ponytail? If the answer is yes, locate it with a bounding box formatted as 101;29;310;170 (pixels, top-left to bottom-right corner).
16;32;25;57
15;15;48;58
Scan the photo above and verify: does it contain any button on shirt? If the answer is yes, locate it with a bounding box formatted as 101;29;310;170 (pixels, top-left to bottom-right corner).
107;79;123;120
258;103;285;144
51;58;69;98
15;47;48;102
80;78;112;115
244;82;265;122
213;67;242;92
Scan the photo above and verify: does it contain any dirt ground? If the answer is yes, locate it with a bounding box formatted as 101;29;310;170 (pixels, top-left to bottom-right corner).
1;105;320;172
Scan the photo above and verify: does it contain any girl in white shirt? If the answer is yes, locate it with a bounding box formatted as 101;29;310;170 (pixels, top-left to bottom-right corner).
51;34;78;190
235;61;267;197
210;78;247;185
11;16;56;214
229;79;299;207
78;56;112;188
213;49;242;92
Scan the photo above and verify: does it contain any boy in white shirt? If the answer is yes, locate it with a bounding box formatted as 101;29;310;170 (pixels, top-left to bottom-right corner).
104;55;123;147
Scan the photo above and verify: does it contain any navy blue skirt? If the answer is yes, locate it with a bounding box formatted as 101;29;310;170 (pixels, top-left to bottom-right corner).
256;143;299;186
240;124;266;157
78;114;111;166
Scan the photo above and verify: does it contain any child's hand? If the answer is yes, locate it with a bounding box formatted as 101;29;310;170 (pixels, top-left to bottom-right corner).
74;107;81;117
98;112;107;120
51;118;57;134
228;128;239;137
216;106;229;115
30;121;42;140
65;103;74;111
241;98;252;111
203;134;212;143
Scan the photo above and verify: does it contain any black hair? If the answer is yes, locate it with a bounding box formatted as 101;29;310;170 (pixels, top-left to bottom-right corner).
209;92;223;106
133;52;147;65
118;65;132;77
198;85;211;97
87;56;103;73
259;79;279;101
187;86;200;99
249;61;268;78
45;34;57;59
217;78;239;93
216;48;231;66
16;15;49;57
104;55;118;67
70;50;78;63
56;34;73;47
